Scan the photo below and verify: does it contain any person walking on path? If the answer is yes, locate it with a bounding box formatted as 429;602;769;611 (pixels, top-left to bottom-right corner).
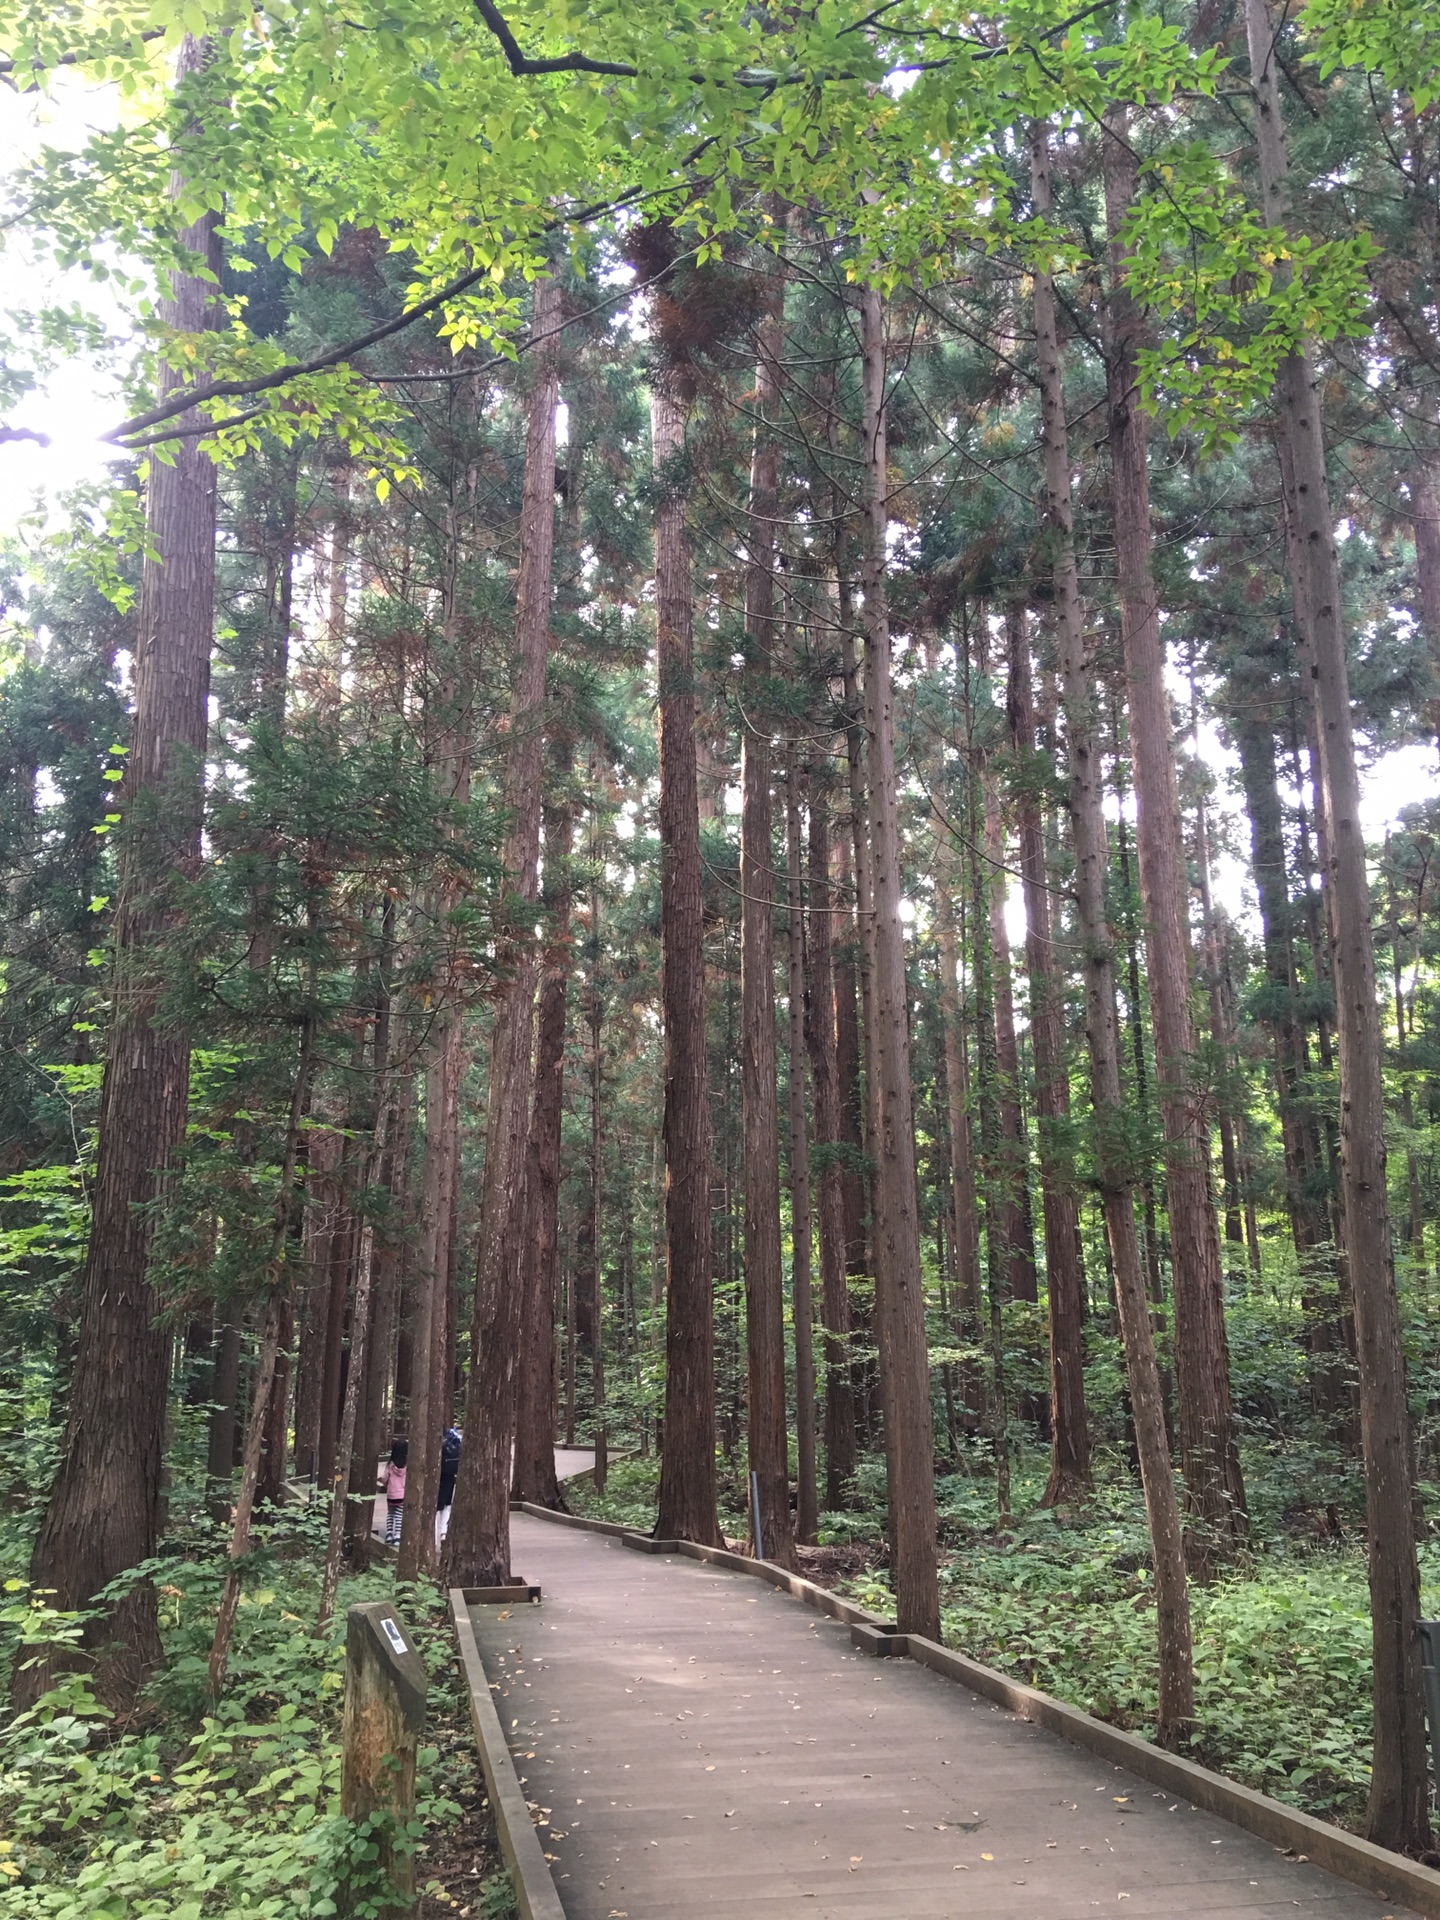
380;1438;407;1546
436;1426;461;1544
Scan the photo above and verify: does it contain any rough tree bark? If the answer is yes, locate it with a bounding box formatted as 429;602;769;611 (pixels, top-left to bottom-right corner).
651;375;721;1546
857;284;939;1640
740;255;794;1569
1007;604;1091;1505
786;743;819;1546
400;507;476;1582
982;757;1038;1303
1103;112;1247;1574
804;765;857;1507
22;34;220;1713
1243;0;1430;1846
512;775;575;1508
937;892;984;1424
448;272;562;1587
1030;117;1193;1743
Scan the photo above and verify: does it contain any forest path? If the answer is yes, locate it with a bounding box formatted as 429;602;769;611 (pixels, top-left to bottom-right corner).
468;1513;1419;1920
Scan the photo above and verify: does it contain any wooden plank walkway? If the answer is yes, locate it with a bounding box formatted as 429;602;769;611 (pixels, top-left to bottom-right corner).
468;1513;1421;1920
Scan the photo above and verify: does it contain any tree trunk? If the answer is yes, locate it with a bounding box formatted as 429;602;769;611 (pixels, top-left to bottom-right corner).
397;1003;463;1580
857;285;939;1640
650;375;721;1546
209;1014;318;1695
786;744;819;1546
317;1086;394;1631
937;897;984;1426
1233;708;1331;1269
804;766;857;1507
448;275;562;1587
1103;112;1247;1575
1242;0;1429;1846
982;759;1038;1304
206;1318;243;1522
512;779;575;1508
588;877;608;1497
740;261;794;1570
1008;603;1091;1505
22;34;220;1713
1408;458;1440;742
1031;117;1193;1744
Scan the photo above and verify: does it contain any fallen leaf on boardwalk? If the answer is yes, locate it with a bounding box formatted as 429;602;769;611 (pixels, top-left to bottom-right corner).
980;1853;994;1861
849;1857;862;1865
497;1610;511;1621
1113;1797;1129;1805
725;1810;736;1818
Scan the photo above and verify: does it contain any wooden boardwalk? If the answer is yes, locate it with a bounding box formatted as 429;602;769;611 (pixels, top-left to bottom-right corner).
467;1513;1421;1920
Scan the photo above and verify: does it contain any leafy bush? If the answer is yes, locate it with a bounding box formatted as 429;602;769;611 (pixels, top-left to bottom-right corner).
0;1507;506;1918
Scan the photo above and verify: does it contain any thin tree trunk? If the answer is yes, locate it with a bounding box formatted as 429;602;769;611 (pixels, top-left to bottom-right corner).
588;878;608;1497
786;744;819;1545
1008;603;1091;1505
1103;112;1246;1574
982;758;1038;1303
206;1319;243;1523
740;258;794;1569
650;373;720;1544
397;1004;463;1579
512;779;575;1507
23;34;220;1713
1243;0;1429;1845
857;284;939;1639
805;766;857;1506
209;1015;318;1695
970;769;1012;1528
1031;117;1193;1744
448;273;562;1587
317;1090;394;1632
1408;458;1440;742
937;898;984;1425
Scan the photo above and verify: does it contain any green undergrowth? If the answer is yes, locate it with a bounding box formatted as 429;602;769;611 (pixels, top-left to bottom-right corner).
0;1502;515;1920
567;1443;1438;1835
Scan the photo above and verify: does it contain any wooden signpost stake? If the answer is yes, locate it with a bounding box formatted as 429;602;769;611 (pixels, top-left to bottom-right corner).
341;1601;428;1912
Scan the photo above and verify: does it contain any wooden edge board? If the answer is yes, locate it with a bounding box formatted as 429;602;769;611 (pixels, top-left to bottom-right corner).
514;1501;1440;1918
464;1583;543;1604
448;1588;567;1920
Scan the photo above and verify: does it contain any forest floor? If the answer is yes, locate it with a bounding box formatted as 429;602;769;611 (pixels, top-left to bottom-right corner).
567;1444;1440;1839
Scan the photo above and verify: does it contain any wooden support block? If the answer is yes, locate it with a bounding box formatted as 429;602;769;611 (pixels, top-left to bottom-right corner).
463;1582;542;1604
849;1621;905;1657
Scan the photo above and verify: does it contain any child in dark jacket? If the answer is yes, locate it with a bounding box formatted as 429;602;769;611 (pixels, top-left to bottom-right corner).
436;1427;461;1543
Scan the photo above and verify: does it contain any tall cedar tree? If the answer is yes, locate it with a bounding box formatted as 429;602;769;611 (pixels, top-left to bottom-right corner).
1242;0;1431;1848
448;272;562;1586
23;34;220;1711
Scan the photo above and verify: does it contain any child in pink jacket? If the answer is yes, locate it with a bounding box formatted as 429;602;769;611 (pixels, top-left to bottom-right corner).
381;1438;407;1545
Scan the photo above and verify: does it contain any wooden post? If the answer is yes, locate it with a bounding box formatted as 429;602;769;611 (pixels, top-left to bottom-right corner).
341;1601;428;1910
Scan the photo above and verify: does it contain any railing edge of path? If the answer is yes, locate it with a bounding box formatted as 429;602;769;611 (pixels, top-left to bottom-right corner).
450;1587;567;1920
509;1498;1440;1920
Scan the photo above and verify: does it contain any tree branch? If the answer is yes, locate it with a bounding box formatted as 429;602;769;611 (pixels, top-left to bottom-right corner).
470;0;639;78
104;186;639;444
